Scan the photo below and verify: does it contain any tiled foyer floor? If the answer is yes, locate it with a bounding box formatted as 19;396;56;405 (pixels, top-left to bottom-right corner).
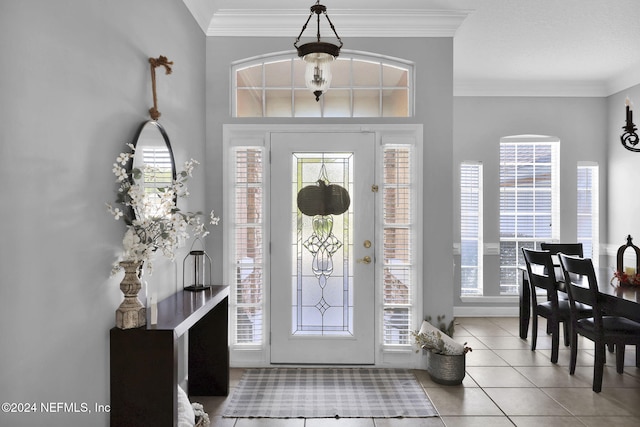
194;317;640;427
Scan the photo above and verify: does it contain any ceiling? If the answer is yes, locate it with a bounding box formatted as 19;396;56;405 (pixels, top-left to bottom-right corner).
183;0;640;97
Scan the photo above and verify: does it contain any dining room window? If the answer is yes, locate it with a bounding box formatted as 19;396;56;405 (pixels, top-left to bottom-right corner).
499;136;560;294
577;162;599;263
233;52;413;118
460;162;483;296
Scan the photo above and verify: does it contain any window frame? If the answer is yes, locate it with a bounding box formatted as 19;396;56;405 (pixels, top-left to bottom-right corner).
460;161;483;296
499;135;560;295
231;50;414;118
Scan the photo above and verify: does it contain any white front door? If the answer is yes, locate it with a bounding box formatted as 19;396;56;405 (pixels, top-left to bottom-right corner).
270;132;376;364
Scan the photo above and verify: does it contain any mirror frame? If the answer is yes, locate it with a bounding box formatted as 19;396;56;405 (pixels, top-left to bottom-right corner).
127;120;177;218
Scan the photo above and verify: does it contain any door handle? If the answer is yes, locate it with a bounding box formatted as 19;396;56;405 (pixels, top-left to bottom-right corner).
357;256;372;264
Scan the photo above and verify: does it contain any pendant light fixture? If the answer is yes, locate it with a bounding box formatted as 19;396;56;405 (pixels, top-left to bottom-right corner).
294;1;343;101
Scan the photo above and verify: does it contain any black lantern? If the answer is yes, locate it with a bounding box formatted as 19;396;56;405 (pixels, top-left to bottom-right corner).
183;239;213;292
294;1;343;101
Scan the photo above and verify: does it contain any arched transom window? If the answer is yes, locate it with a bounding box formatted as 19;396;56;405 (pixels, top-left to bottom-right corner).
233;52;413;118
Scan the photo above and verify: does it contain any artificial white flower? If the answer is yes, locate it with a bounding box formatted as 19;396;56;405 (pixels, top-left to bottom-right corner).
107;143;220;275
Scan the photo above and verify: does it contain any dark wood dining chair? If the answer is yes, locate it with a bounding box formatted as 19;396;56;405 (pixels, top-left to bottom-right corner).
558;253;640;392
540;242;583;257
539;243;584;335
522;248;590;363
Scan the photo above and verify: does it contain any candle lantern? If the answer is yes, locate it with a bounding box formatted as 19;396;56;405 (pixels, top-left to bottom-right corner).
183;239;213;292
621;97;640;152
614;235;640;285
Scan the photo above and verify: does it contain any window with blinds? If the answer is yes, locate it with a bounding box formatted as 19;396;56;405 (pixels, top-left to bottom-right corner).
499;137;560;294
460;162;483;296
382;144;414;345
577;163;599;262
231;147;265;345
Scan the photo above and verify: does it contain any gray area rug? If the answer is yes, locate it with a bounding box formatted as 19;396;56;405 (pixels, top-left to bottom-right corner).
223;368;438;419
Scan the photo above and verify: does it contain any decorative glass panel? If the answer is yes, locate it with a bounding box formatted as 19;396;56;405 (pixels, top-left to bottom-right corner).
291;153;354;336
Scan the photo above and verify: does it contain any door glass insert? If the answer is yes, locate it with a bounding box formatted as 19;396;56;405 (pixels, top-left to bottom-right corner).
291;153;354;336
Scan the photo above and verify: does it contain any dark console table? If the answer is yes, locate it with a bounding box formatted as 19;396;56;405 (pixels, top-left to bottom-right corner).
110;285;229;427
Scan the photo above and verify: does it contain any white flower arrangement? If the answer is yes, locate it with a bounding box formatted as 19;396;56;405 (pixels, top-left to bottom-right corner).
106;143;219;274
412;319;472;356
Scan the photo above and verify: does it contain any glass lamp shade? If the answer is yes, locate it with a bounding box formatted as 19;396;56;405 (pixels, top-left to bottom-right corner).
303;52;334;101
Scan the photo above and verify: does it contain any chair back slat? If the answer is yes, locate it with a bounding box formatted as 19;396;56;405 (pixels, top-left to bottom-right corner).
558;253;602;331
522;248;561;308
541;243;583;257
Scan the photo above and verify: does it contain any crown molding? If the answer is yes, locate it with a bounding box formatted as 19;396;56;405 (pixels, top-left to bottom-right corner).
454;79;611;98
206;9;471;37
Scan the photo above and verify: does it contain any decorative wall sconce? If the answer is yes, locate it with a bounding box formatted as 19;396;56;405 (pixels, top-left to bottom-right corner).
621;97;640;152
294;1;343;102
183;239;213;292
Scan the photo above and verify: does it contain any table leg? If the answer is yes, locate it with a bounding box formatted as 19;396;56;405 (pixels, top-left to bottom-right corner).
519;269;530;339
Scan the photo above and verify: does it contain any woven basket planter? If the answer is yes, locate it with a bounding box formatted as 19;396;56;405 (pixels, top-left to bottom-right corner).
426;351;466;385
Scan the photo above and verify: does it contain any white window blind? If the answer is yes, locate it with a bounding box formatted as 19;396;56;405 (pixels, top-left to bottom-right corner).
577;163;599;263
460;162;483;296
499;137;560;294
231;147;265;345
382;144;414;345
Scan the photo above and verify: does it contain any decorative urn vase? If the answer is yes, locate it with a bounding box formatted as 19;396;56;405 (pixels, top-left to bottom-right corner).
426;351;466;385
115;260;146;329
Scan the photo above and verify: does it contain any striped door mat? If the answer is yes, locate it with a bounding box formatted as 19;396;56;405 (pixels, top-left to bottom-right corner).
223;368;438;419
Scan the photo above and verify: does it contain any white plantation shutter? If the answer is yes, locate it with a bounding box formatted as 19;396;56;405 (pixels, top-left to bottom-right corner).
382;144;414;345
460;162;483;296
577;162;599;262
231;147;265;344
499;137;560;294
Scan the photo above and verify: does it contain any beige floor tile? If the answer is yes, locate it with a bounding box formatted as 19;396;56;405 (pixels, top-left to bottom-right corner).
306;418;375;427
463;349;509;367
594;387;640;416
474;335;531;350
514;366;592;388
571;365;640;389
578;415;640;427
542;387;635;417
414;368;479;388
466;366;536;387
424;388;503;416
439;416;514;427
509;416;586;426
460;324;513;337
483;388;571;416
454;336;489;351
373;417;445;427
538;348;595;367
491;349;558;366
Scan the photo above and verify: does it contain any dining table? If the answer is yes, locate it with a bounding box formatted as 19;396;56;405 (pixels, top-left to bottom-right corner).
519;264;640;339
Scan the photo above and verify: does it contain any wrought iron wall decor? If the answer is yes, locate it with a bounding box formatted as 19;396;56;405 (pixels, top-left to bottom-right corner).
621;97;640;152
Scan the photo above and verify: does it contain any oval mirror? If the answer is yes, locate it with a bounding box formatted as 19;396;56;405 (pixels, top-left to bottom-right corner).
130;120;177;219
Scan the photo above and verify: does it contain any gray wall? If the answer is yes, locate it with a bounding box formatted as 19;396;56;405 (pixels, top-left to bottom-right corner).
608;84;640;253
205;37;455;325
453;96;608;306
0;1;205;426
